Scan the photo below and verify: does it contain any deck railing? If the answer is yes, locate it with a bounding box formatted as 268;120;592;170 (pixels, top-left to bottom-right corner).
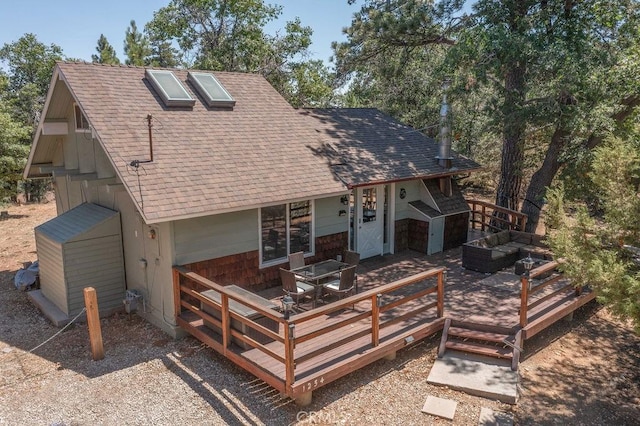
520;261;595;338
173;266;445;401
467;199;528;232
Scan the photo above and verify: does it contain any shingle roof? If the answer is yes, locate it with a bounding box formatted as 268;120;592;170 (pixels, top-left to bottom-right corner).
299;108;480;187
56;62;346;223
32;63;479;224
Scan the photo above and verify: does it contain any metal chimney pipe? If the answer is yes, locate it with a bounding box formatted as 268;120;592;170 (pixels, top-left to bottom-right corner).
436;80;453;169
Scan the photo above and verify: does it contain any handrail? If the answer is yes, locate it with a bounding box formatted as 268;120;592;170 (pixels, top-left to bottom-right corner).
174;265;446;397
467;199;528;232
519;260;576;328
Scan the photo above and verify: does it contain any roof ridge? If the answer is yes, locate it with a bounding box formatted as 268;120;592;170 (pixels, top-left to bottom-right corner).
56;60;260;76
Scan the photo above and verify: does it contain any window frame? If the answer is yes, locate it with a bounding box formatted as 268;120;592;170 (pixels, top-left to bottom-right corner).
259;200;315;268
74;104;91;133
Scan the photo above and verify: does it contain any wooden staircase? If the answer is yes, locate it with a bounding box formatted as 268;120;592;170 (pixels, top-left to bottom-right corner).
438;319;523;371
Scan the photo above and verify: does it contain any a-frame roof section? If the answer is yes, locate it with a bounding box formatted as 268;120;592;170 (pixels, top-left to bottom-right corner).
300;108;480;187
26;62;346;223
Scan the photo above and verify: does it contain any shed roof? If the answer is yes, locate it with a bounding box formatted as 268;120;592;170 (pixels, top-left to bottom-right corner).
35;203;119;244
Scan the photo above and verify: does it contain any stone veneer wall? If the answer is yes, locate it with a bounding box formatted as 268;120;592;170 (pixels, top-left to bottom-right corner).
443;212;470;250
408;219;429;252
185;232;348;291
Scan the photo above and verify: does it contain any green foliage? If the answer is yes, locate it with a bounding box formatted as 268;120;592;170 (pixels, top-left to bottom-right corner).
0;33;63;97
547;137;640;332
92;34;120;64
145;0;334;106
334;0;640;213
0;106;31;202
0;34;63;202
124;20;151;66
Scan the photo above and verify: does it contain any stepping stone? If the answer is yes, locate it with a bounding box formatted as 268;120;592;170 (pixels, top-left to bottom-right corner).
478;407;513;425
421;395;457;420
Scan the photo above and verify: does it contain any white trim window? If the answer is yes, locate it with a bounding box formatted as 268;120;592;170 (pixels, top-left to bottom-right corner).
260;200;314;266
74;104;90;132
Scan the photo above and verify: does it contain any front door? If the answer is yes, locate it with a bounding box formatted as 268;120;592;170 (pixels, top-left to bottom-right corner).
356;185;384;259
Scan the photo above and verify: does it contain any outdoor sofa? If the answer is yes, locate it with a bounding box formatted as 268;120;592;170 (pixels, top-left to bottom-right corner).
462;230;552;273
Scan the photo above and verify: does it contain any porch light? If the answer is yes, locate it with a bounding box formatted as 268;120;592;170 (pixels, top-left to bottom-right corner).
282;295;294;320
522;254;535;276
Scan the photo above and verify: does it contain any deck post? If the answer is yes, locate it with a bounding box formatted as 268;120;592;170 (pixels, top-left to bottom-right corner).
284;322;295;393
520;274;529;328
221;293;230;352
437;271;445;318
172;268;181;320
371;294;381;347
481;205;486;231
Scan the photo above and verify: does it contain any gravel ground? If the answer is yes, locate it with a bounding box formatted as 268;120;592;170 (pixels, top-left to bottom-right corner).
1;202;638;425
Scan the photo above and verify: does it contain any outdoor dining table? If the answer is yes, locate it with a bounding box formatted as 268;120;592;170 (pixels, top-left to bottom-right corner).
291;259;350;306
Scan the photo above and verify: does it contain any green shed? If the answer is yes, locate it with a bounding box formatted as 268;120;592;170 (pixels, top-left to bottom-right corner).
35;203;125;316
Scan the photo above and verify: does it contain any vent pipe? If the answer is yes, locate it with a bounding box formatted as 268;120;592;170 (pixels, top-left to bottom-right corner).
147;114;154;162
436;80;453;169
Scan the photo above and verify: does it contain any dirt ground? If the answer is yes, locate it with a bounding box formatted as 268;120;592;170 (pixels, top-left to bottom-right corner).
0;201;638;425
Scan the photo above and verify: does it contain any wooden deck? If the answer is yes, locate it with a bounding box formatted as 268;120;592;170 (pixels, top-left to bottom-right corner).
173;246;596;405
174;266;446;405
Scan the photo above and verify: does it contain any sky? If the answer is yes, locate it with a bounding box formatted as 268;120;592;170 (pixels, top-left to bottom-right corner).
0;0;359;66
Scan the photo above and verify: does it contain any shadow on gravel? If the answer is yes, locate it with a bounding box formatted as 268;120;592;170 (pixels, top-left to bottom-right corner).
516;301;640;425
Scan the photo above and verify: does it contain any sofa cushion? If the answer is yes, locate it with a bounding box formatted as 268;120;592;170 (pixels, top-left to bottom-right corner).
505;241;526;249
485;233;499;247
494;245;519;255
496;230;511;245
490;250;507;260
510;231;532;244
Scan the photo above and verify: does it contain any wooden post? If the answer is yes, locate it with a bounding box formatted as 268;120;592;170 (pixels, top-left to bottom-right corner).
519;275;529;328
284;322;295;392
172;268;181;320
371;294;380;347
221;293;230;352
437;271;445;318
83;287;104;361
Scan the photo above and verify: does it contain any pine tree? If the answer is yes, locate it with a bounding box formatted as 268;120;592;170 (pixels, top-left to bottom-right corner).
124;20;150;66
91;34;120;64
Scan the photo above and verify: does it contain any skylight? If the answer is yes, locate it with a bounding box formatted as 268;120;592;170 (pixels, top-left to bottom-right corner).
145;69;196;108
187;72;236;108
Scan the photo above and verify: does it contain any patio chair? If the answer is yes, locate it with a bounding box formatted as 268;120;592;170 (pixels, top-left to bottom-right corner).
322;265;357;302
279;268;315;310
343;250;361;293
288;251;305;270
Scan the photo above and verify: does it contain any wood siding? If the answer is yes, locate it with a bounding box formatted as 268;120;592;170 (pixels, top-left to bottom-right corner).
185;231;348;291
174;209;258;265
65;234;125;314
36;236;68;314
315;196;348;237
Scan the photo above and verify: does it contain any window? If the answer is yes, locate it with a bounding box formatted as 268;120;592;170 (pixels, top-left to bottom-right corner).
260;200;313;265
187;72;235;108
74;104;90;132
145;69;196;108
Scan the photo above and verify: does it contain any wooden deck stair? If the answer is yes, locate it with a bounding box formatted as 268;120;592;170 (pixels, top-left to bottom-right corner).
438;319;522;371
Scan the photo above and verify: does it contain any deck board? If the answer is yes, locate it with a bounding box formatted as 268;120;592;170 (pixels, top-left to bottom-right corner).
175;245;598;402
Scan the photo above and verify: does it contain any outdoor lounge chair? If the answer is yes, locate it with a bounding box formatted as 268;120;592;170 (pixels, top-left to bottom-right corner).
280;268;315;310
322;265;357;302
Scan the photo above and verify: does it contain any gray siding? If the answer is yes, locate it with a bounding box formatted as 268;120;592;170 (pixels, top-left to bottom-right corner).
64;235;125;315
174;209;258;265
36;235;68;314
394;180;422;220
315;195;349;237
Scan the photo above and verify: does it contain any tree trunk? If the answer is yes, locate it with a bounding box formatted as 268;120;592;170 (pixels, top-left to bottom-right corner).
522;126;569;232
495;67;526;213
